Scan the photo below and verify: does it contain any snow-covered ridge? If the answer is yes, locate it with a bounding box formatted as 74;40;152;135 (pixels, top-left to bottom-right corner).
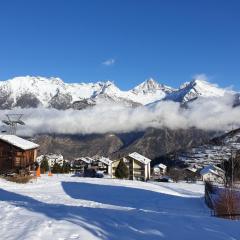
0;75;236;109
164;78;234;103
0;76;176;107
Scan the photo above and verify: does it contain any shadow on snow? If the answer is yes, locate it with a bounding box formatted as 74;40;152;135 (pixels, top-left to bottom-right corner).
0;181;239;240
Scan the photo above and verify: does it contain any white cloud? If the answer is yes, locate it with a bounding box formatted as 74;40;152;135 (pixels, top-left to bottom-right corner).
192;73;209;81
102;58;115;66
1;94;239;136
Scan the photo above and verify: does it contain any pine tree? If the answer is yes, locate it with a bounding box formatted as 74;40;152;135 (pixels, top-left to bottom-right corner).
40;156;49;173
52;162;62;173
115;159;129;179
62;160;71;173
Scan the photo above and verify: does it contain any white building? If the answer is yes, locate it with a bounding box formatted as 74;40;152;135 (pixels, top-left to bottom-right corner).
200;165;225;183
112;152;151;181
153;163;167;176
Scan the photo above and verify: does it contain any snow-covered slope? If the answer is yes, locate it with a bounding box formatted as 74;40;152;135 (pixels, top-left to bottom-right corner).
0;175;239;240
0;76;114;108
164;79;233;103
127;78;175;105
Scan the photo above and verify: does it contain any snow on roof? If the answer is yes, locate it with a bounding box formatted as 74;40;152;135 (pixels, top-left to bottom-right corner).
128;152;151;165
186;167;198;173
158;163;167;169
0;134;39;150
75;157;92;164
85;157;94;162
97;157;112;166
200;165;224;177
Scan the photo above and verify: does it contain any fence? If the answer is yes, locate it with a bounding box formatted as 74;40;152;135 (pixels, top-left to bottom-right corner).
204;182;240;219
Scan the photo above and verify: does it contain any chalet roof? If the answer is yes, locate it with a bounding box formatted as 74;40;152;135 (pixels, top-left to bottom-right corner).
200;165;224;177
0;134;39;150
186;167;198;173
128;152;151;165
98;157;112;166
154;163;167;170
75;157;93;164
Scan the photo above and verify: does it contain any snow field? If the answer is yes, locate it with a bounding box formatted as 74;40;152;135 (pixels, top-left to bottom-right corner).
0;175;239;240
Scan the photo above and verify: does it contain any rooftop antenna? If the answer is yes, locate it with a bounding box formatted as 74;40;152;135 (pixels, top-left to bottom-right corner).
2;114;25;135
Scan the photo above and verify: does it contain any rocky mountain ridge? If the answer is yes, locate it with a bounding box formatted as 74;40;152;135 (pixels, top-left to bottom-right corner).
0;76;235;109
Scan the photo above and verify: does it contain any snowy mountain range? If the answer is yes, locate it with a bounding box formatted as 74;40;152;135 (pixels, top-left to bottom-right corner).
0;76;235;110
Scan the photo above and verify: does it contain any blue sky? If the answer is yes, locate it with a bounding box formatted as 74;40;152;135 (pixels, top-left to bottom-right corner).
0;0;239;90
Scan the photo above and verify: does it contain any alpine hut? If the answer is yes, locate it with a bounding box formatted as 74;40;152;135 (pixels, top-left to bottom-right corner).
0;135;39;173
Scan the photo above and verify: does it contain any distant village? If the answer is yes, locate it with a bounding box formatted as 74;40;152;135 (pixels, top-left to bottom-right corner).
177;130;240;167
0;113;239;186
1;115;240;219
0;132;231;185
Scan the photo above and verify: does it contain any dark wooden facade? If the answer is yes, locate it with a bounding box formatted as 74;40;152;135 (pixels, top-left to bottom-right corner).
0;140;38;173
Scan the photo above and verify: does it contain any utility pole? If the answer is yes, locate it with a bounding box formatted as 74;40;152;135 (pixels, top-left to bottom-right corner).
231;148;234;187
230;123;234;188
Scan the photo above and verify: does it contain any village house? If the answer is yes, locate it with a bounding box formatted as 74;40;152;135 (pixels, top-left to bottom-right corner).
94;156;112;175
153;163;167;178
200;164;225;183
71;156;112;175
112;152;151;181
0;134;39;173
79;156;112;175
71;157;94;173
184;167;199;182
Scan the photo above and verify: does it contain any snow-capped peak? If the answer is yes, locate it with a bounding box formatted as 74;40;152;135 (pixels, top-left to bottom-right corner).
0;75;237;109
98;81;121;94
185;78;227;97
132;78;174;94
165;78;234;103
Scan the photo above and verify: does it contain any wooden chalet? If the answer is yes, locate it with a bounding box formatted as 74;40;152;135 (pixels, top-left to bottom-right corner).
71;157;93;173
0;135;39;173
92;156;112;175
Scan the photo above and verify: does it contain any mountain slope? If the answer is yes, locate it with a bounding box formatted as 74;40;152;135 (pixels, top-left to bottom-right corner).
0;75;236;109
32;128;211;160
164;79;232;103
0;76;177;109
127;78;175;105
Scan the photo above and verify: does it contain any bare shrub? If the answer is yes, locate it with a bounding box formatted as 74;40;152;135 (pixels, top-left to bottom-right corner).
168;168;184;182
214;188;240;220
5;175;35;184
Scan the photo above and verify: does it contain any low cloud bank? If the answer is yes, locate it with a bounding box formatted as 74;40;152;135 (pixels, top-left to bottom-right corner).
0;94;239;136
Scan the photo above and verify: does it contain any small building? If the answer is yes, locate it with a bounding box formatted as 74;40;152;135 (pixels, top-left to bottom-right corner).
184;167;199;182
0;134;39;173
91;156;112;175
153;163;167;177
71;157;94;173
200;165;225;183
112;152;151;181
95;156;112;175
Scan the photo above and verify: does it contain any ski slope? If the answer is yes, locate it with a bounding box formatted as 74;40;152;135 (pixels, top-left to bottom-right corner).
0;175;239;240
